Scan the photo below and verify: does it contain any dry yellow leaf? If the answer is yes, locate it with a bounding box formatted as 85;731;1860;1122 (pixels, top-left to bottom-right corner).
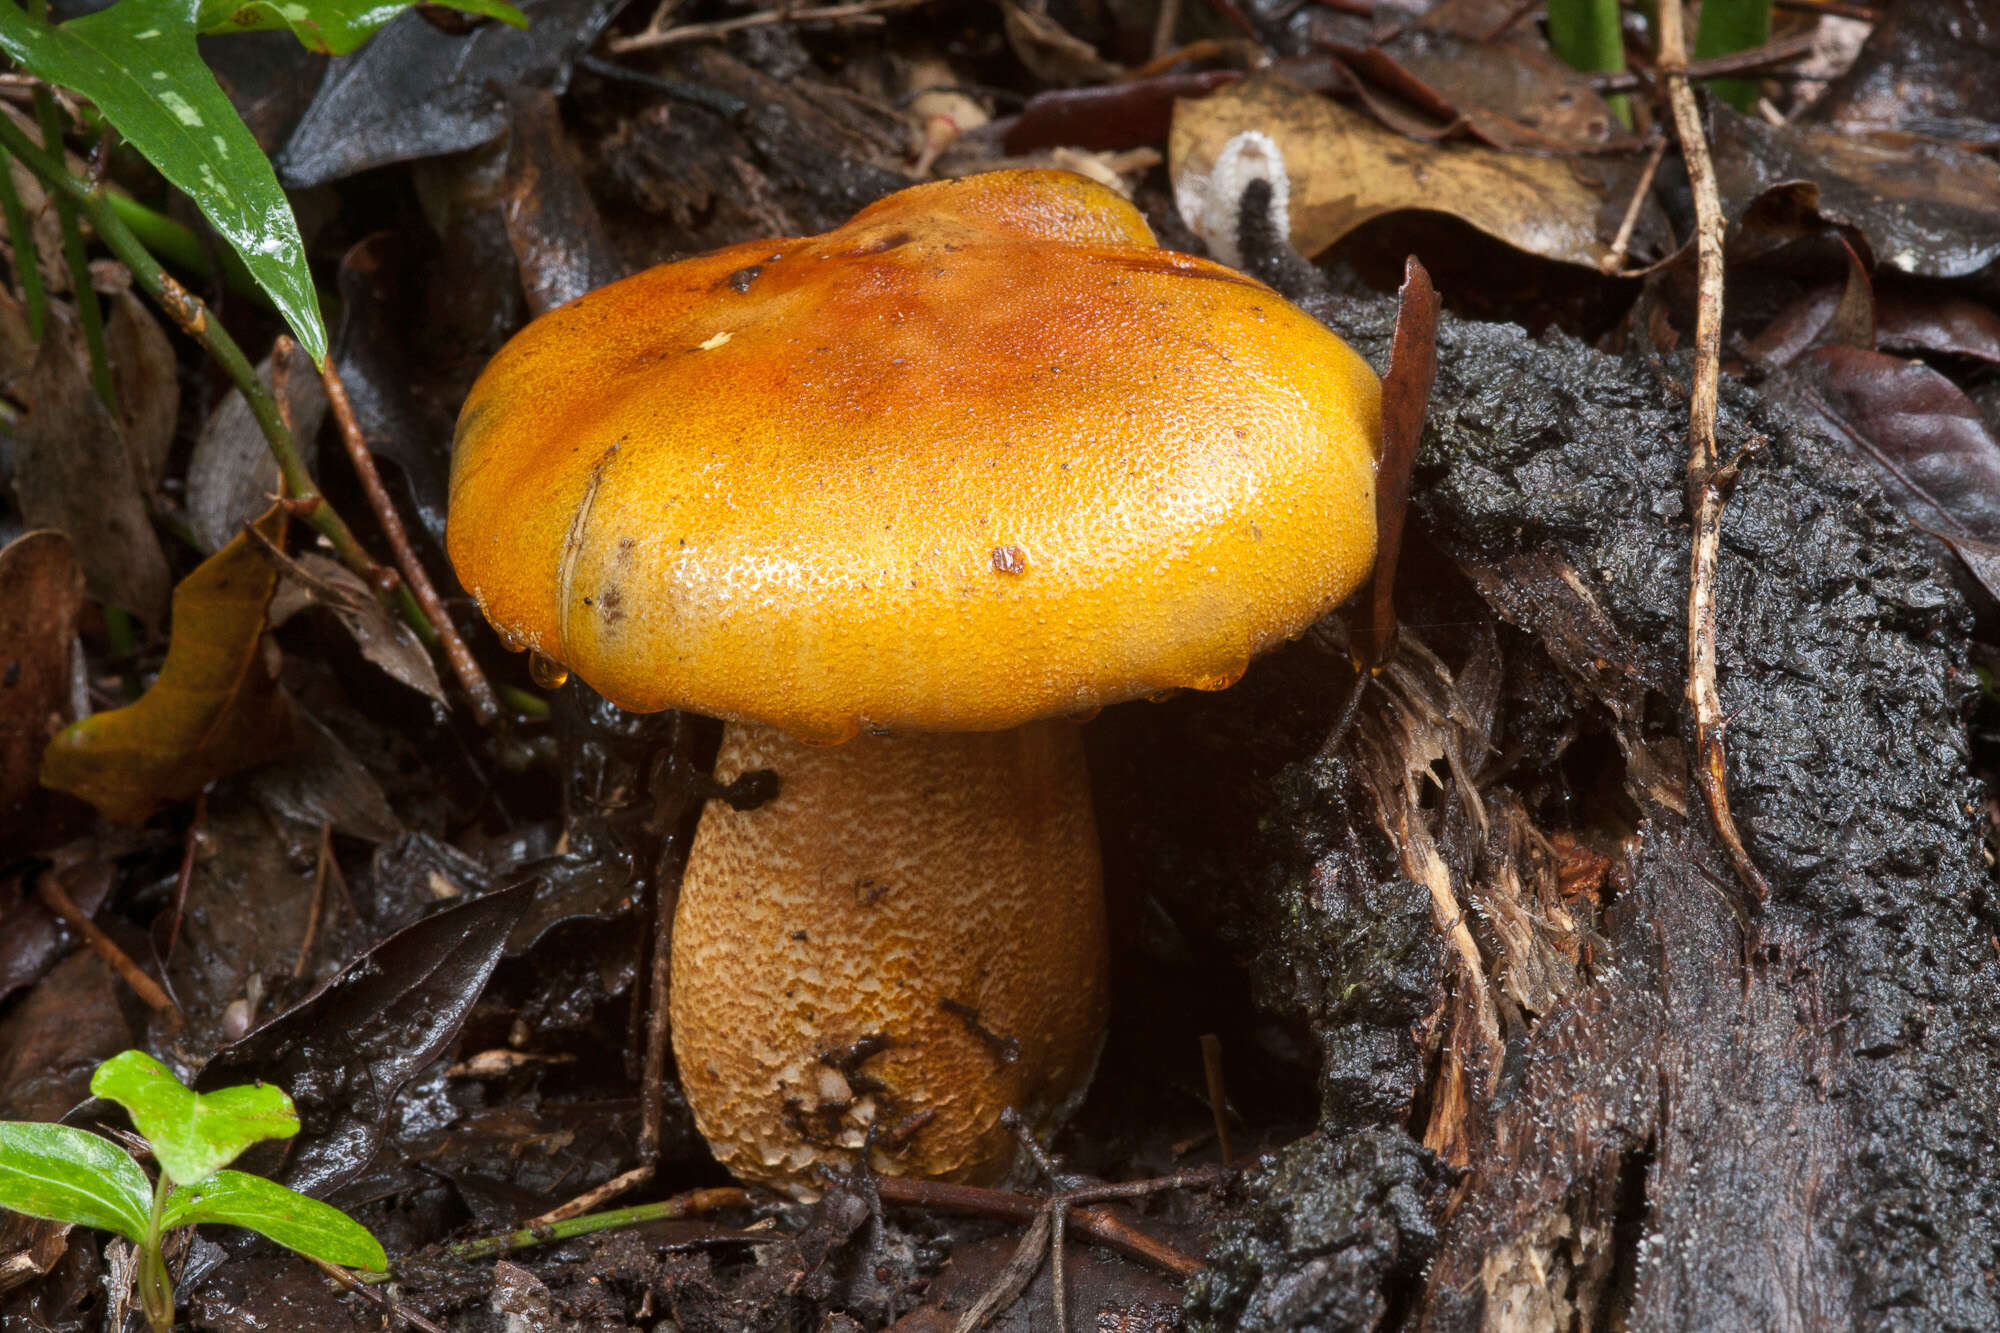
1170;74;1632;272
41;508;297;823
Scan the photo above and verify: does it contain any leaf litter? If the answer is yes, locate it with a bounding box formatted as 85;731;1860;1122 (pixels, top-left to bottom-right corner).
8;1;2000;1329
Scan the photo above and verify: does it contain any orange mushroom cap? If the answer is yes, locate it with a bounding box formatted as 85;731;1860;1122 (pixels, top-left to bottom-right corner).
449;170;1381;741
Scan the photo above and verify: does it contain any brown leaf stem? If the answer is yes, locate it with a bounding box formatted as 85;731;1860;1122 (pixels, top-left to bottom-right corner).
320;362;501;725
32;864;176;1014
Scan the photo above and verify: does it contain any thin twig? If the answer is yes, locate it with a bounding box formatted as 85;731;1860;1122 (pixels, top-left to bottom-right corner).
1149;0;1182;64
523;1165;655;1227
1050;1200;1069;1333
320;361;501;725
307;1256;447;1333
607;0;930;52
874;1171;1217;1277
33;87;112;413
294;822;330;979
639;889;675;1165
163;790;204;965
1600;135;1667;275
32;866;176;1013
952;1208;1053;1333
1199;1033;1232;1165
1657;0;1772;904
1593;30;1819;95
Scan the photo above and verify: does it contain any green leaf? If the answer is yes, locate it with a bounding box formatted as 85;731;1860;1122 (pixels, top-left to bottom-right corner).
194;0;525;55
162;1170;387;1271
0;0;326;363
89;1051;298;1188
0;1122;153;1242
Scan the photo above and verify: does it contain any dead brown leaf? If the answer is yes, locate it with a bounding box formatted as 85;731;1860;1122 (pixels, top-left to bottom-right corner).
105;288;180;489
261;540;448;706
1000;1;1120;86
1170;74;1650;272
188;340;327;552
40;508;299;824
0;282;36;396
1711;112;2000;281
10;303;172;629
0;532;84;829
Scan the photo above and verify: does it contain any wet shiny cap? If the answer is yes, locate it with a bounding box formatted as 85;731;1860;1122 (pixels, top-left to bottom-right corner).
448;169;1381;741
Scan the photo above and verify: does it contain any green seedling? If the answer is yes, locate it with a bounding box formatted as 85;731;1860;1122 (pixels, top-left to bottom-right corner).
0;1050;385;1332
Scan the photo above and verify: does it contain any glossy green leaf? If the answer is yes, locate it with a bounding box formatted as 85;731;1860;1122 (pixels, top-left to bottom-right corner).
0;1122;152;1242
193;0;525;55
89;1051;298;1188
162;1170;387;1271
0;0;326;363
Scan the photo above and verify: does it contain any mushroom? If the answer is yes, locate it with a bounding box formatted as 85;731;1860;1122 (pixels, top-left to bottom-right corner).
448;169;1381;1192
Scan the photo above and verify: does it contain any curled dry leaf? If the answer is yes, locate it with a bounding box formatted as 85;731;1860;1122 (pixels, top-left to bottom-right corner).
1876;284;2000;367
1170;75;1657;272
0;531;84;828
1742;236;1875;369
1772;344;2000;601
1322;30;1622;155
40;508;299;824
1710;111;2000;281
999;0;1120;86
259;538;448;706
11;304;172;629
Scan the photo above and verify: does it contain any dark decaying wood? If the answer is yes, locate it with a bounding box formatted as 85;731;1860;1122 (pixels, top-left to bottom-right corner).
1156;277;2000;1329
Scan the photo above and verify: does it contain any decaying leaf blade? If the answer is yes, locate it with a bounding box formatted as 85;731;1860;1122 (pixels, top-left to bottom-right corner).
41;508;299;823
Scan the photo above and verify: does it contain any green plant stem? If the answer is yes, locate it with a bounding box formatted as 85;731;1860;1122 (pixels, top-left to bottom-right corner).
495;683;551;719
0;111;435;642
440;1188;752;1264
139;1175;175;1333
33;89;115;413
1694;0;1772;110
0;145;48;338
1546;0;1632;128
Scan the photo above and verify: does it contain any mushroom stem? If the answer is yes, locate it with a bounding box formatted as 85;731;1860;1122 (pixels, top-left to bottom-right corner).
670;720;1108;1193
